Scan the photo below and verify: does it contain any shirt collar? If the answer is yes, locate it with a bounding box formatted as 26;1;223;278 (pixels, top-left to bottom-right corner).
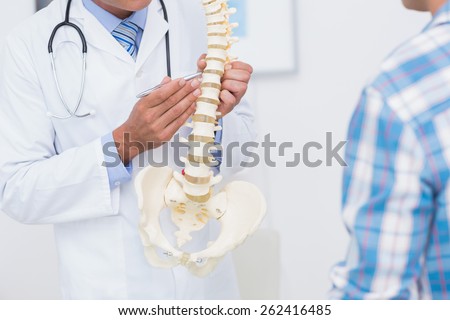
424;0;450;31
82;0;148;33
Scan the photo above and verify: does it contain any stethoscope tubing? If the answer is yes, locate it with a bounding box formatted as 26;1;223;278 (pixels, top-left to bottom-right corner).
48;52;89;119
47;0;171;119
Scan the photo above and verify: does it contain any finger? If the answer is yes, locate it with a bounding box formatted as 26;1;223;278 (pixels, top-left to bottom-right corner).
160;76;171;85
197;54;207;72
141;77;188;107
197;53;207;63
222;69;251;82
222;79;248;95
162;102;197;139
156;85;200;127
155;78;201;116
230;61;254;74
217;90;237;117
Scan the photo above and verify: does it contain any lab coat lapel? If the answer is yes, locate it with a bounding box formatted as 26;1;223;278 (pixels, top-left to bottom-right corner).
136;0;169;71
70;0;134;64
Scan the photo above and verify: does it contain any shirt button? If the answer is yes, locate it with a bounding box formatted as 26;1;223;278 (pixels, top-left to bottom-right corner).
115;181;121;187
136;70;143;78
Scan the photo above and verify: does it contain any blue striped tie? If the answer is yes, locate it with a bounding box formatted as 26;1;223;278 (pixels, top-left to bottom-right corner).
112;21;139;60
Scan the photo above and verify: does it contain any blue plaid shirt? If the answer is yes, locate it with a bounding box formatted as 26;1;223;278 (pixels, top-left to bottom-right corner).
330;2;450;299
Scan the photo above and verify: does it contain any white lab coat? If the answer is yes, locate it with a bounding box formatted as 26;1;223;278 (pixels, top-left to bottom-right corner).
0;0;256;299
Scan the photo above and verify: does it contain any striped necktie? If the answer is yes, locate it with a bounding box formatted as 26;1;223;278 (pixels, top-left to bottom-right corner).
112;21;139;60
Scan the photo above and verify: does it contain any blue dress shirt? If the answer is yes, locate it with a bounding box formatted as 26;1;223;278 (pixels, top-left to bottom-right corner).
83;0;147;47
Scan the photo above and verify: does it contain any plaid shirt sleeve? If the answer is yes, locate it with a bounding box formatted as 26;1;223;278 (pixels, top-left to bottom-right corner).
330;86;435;299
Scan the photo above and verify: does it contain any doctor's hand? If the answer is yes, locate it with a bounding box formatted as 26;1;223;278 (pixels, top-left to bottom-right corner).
113;77;201;165
197;54;253;117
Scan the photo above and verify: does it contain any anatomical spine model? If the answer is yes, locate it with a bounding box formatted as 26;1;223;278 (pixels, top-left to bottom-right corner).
135;0;266;276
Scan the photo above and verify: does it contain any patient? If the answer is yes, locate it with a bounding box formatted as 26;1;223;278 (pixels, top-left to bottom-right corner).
331;0;450;299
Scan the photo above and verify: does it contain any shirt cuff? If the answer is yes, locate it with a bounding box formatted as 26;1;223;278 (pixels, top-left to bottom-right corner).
101;132;133;189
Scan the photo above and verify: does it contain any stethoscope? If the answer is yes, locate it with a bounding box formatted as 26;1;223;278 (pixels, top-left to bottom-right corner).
47;0;171;119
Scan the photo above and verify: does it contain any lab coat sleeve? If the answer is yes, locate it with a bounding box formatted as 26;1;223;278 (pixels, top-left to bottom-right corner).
0;35;119;225
219;97;257;177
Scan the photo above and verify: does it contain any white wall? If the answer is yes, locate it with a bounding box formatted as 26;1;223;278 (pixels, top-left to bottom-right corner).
0;0;429;299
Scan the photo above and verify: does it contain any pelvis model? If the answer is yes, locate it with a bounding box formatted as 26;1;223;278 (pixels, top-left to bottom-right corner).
135;0;266;277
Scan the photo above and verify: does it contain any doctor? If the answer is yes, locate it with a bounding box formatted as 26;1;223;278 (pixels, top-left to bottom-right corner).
0;0;256;299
